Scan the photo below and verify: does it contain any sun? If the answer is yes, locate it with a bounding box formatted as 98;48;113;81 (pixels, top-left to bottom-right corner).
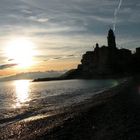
5;37;36;68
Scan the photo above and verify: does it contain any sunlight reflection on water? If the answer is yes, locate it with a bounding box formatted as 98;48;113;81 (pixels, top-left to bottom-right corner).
13;80;30;108
21;114;51;122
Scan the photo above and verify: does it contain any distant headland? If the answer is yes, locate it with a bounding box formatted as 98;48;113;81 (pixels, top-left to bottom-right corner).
34;29;140;82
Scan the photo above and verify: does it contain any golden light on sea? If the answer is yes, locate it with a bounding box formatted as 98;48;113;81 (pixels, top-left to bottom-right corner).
13;80;30;108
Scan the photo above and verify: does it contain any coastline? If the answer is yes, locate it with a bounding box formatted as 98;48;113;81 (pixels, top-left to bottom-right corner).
40;76;140;140
33;75;131;82
42;76;139;140
0;77;137;140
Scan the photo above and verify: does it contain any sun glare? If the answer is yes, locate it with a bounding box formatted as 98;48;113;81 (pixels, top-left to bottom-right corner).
5;37;36;68
13;80;30;108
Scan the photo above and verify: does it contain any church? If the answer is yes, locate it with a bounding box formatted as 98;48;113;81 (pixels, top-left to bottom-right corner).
65;29;140;79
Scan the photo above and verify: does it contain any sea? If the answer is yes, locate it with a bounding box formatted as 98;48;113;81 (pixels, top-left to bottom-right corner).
0;79;122;127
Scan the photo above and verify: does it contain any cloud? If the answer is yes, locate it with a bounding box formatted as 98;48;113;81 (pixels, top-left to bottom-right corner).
42;54;80;62
8;59;14;62
0;64;17;70
0;0;140;69
28;16;49;23
0;0;139;38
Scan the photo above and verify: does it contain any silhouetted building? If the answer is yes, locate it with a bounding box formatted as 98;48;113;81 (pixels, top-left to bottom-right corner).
65;29;140;79
107;29;116;48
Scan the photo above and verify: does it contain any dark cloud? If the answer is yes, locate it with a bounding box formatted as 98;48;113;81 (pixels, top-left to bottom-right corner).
0;0;140;37
0;64;17;70
43;54;80;62
8;59;14;62
53;57;62;60
67;55;74;57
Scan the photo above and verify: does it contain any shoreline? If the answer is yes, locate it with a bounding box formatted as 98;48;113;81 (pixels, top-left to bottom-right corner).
39;77;139;140
33;75;132;82
0;77;135;140
42;76;139;140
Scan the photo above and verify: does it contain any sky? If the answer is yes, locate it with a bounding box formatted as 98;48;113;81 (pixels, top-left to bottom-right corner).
0;0;140;76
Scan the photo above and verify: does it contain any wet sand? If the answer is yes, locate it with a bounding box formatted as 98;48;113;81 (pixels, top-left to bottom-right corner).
0;77;140;140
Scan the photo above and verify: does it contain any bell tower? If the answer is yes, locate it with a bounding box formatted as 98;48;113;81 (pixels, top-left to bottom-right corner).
107;29;116;48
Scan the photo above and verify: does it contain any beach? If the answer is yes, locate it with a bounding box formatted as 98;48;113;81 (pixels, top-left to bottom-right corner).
0;77;139;140
42;77;140;140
